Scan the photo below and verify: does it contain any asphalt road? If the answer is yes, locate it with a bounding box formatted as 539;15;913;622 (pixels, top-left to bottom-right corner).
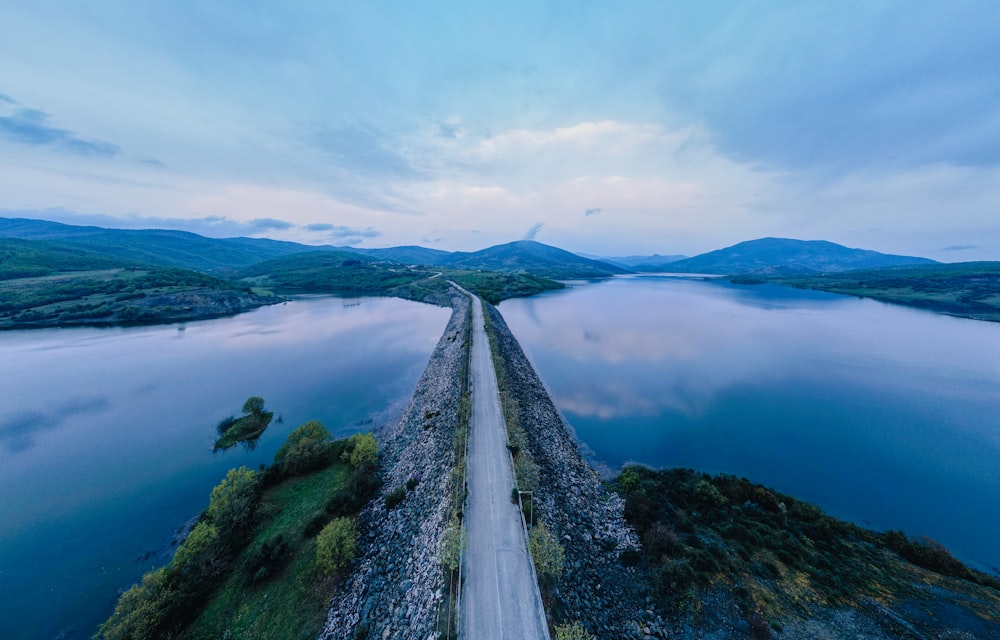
460;291;550;640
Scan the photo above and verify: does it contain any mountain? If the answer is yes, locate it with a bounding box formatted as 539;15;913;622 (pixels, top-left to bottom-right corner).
596;254;688;271
339;245;453;266
0;237;137;279
0;218;327;273
442;240;626;279
668;238;936;275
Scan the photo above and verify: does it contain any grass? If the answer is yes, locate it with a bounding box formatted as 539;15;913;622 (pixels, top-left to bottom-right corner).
180;463;351;640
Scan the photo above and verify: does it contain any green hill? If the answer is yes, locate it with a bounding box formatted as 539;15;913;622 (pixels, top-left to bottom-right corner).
442;240;626;279
0;237;136;279
670;238;936;275
771;261;1000;322
0;218;328;274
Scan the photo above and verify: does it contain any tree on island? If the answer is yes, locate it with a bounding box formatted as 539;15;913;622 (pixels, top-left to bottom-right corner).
214;396;274;451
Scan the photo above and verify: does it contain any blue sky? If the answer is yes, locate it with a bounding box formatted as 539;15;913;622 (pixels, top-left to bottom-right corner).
1;1;998;259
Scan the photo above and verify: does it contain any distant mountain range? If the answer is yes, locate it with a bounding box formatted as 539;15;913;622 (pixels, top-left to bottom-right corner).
666;237;936;274
588;254;688;271
0;217;938;279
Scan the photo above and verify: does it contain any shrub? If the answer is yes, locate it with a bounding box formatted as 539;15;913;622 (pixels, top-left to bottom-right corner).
246;534;291;585
529;522;565;582
440;522;464;572
555;621;592;640
346;432;378;468
316;517;357;575
406;474;420;491
694;480;728;507
207;466;260;544
514;454;540;492
274;420;332;477
385;487;406;510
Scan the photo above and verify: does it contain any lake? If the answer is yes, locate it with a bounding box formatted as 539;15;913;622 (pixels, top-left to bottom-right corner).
0;296;449;640
499;275;1000;573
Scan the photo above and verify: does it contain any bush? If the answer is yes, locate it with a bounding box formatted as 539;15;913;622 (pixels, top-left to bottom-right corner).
440;522;464;572
513;454;540;492
555;621;592;640
346;432;378;468
316;517;357;575
529;522;565;582
246;535;291;585
385;487;406;510
207;466;260;544
274;420;332;477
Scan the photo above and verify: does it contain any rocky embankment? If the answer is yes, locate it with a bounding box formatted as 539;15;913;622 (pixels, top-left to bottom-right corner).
319;291;469;640
484;303;649;637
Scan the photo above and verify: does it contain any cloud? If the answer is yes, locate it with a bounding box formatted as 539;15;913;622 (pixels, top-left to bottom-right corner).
0;98;120;157
310;124;420;179
249;217;294;231
942;245;978;252
5;207;385;246
523;222;544;240
0;395;111;453
305;222;335;231
438;121;462;139
584;207;602;216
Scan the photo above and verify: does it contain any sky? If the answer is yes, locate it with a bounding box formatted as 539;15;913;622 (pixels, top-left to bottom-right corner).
1;1;998;260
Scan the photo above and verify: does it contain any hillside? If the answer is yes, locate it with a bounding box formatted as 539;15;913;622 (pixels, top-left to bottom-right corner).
239;250;434;295
0;217;326;274
339;245;453;266
769;262;1000;322
0;237;137;278
443;240;626;279
669;238;935;275
597;254;687;271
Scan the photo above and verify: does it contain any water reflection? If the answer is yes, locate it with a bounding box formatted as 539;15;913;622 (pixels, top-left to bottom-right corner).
500;275;1000;571
0;396;112;452
0;296;448;640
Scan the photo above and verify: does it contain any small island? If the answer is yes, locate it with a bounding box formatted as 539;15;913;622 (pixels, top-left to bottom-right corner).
213;396;274;451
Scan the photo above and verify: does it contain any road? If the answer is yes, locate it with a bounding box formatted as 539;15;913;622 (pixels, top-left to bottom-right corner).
459;288;550;640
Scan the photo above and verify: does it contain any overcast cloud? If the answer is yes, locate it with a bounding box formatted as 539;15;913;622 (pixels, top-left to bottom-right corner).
0;2;997;260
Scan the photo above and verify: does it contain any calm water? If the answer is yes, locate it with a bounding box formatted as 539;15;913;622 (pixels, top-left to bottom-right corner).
500;276;1000;572
0;296;449;640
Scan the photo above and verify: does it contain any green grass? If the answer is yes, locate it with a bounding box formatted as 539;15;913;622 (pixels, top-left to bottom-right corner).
181;463;351;640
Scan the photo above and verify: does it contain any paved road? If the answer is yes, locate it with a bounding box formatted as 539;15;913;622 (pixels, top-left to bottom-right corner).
460;289;550;640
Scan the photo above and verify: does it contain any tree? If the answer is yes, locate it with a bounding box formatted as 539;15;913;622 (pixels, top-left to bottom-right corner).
346;432;378;468
172;522;224;577
274;420;331;477
242;395;266;417
529;522;565;582
96;568;175;640
316;517;357;575
207;466;260;542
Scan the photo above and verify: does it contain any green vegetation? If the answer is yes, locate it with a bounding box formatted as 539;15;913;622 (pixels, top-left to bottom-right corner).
766;262;1000;322
239;250;564;305
444;271;564;305
436;295;473;640
0;239;281;330
554;621;593;640
528;522;565;583
274;420;332;476
315;517;358;575
611;465;1000;626
214;396;274;451
99;423;382;640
